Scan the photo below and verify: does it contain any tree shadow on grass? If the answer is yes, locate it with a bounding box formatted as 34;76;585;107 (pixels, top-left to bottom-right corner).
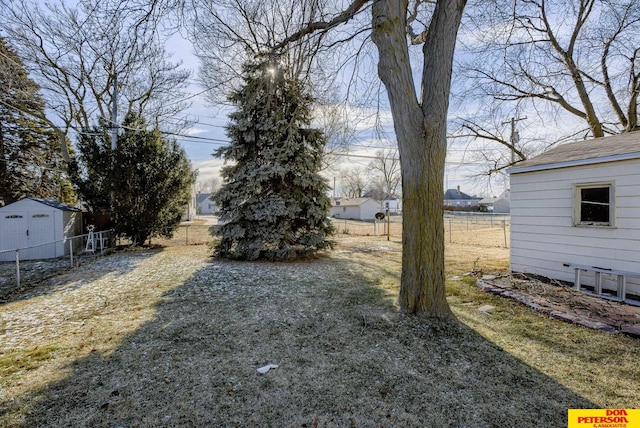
0;249;161;305
6;255;593;427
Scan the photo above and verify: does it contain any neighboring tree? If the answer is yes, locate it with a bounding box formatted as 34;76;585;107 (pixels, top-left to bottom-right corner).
275;0;466;317
366;183;387;202
460;0;640;138
448;115;534;188
188;0;337;101
71;113;196;245
313;99;358;170
213;61;334;261
0;37;73;204
187;0;361;166
367;149;401;198
197;177;221;195
0;0;191;142
339;167;369;198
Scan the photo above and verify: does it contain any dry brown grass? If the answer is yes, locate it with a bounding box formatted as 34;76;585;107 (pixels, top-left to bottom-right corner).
1;226;638;427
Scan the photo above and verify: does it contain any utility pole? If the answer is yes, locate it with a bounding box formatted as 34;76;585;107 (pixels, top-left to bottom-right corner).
502;117;526;164
110;69;118;226
111;71;118;150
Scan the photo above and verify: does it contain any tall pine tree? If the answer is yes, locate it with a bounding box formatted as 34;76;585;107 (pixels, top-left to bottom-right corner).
214;61;334;261
0;37;72;204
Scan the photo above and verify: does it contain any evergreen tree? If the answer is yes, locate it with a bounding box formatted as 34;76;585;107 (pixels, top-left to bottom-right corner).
0;37;72;204
214;61;334;261
72;112;196;245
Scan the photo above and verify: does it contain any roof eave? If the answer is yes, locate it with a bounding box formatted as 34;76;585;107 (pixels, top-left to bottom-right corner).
507;151;640;174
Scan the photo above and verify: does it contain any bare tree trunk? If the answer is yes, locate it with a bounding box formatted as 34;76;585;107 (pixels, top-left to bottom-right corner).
566;59;604;137
628;73;639;131
372;0;464;317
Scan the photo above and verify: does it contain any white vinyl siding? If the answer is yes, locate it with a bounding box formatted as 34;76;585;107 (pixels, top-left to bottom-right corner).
510;159;640;296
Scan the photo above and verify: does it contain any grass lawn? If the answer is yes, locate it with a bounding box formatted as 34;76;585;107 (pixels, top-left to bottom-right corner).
0;235;638;427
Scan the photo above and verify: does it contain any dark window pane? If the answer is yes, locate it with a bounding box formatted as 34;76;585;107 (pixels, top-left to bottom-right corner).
582;187;608;204
580;187;610;223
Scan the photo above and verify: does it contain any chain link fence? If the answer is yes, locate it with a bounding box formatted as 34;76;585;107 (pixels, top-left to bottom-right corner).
1;214;510;300
149;223;215;247
0;230;114;299
330;213;510;248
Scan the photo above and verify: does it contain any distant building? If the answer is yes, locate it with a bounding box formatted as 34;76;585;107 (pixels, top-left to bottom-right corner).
361;191;402;214
381;195;402;214
196;193;217;215
330;198;380;221
479;189;510;213
493;189;511;213
444;186;482;208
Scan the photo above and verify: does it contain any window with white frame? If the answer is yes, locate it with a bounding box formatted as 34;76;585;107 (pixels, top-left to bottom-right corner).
574;183;614;226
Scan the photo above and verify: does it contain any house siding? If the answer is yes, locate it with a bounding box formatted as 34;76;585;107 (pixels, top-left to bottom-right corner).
330;198;381;220
510;158;640;296
196;193;217;215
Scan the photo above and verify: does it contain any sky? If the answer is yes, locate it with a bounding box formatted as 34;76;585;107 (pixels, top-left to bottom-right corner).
162;20;524;199
6;0;614;201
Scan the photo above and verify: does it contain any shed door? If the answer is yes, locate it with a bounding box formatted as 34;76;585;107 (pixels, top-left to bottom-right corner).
27;212;56;259
0;214;29;258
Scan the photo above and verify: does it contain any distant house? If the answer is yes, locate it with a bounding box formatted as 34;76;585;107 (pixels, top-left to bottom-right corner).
361;191;402;214
330;198;380;220
382;195;402;214
196;193;217;215
0;198;83;261
478;196;496;212
444;186;482;208
493;189;511;213
508;132;640;302
479;189;511;213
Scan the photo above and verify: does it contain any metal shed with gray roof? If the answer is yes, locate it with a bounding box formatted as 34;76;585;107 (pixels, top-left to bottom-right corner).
0;198;83;261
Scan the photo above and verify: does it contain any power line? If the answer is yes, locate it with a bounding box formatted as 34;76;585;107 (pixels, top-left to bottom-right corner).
1;80;506;164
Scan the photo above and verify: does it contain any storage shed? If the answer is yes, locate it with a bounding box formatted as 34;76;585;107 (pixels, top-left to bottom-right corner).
508;132;640;302
0;198;82;261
